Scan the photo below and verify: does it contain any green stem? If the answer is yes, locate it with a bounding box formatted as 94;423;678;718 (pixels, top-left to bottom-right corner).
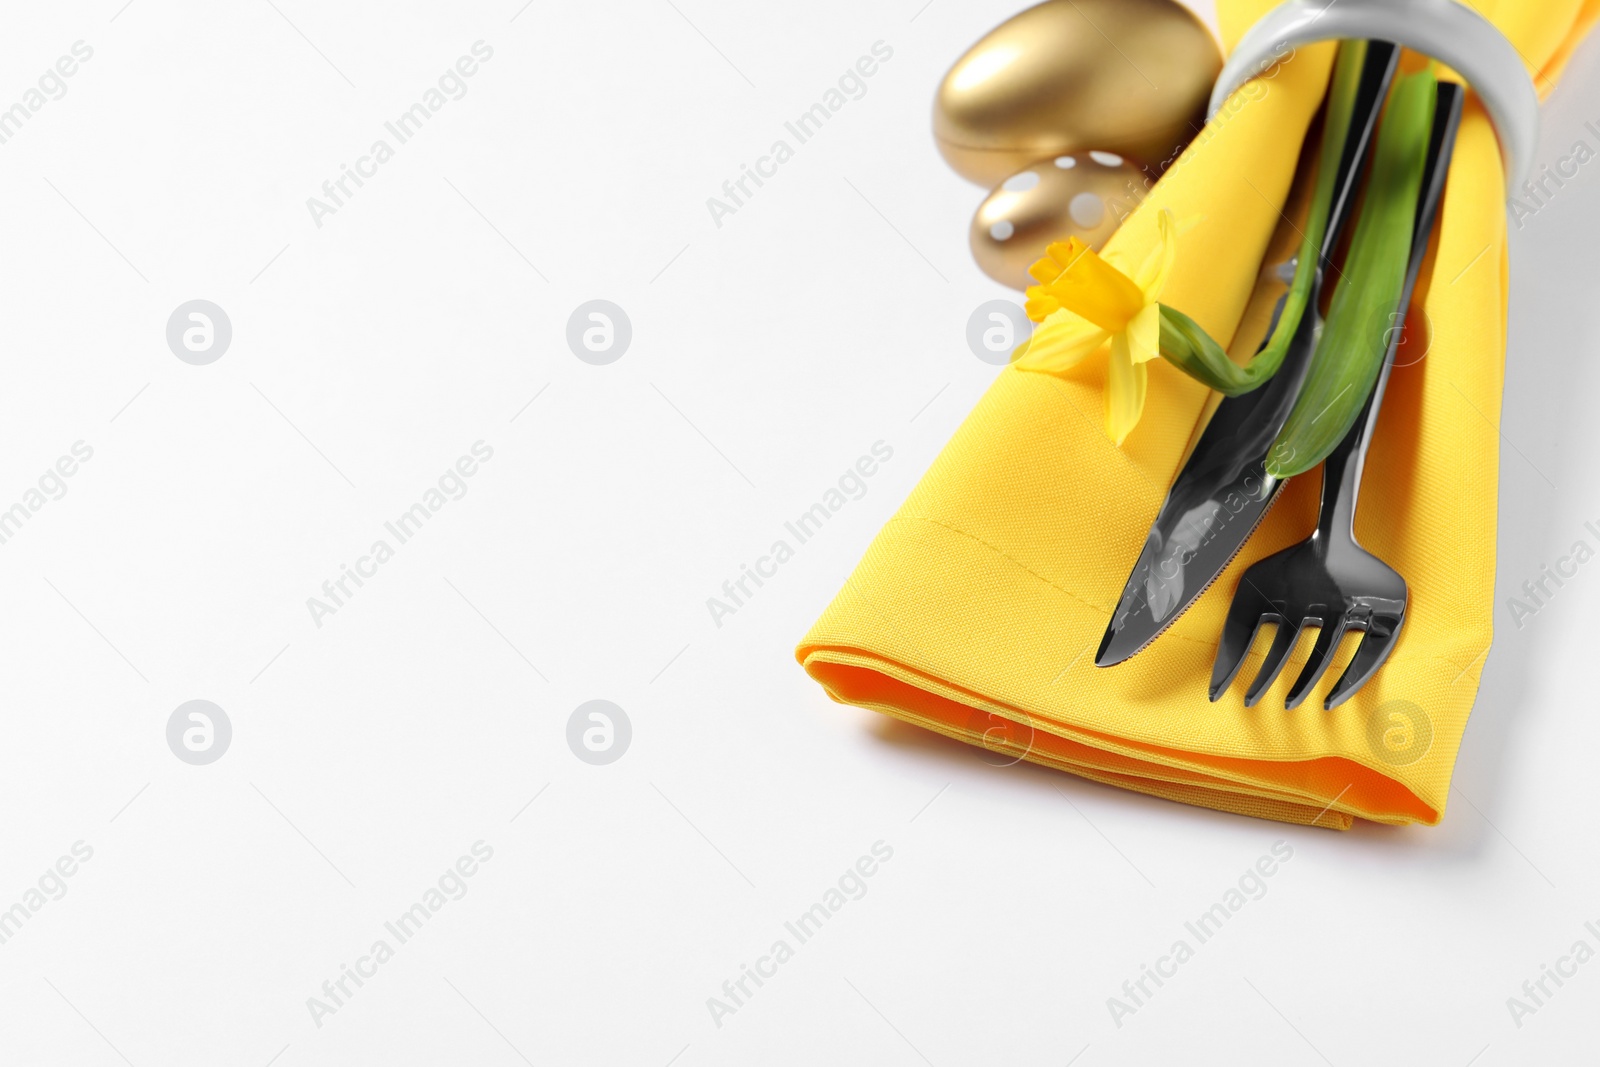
1155;40;1369;396
1249;39;1370;381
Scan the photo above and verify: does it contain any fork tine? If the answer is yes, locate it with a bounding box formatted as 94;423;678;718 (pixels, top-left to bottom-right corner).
1285;617;1349;709
1324;613;1406;709
1244;618;1307;707
1210;592;1273;701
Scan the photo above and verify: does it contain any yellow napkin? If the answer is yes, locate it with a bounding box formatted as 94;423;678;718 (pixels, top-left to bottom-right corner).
797;0;1599;828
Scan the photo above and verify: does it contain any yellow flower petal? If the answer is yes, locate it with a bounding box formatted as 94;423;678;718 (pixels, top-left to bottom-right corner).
1017;208;1190;445
1027;239;1085;286
1127;301;1162;364
1023;289;1061;322
1024;239;1145;331
1013;309;1108;373
1132;208;1179;299
1106;333;1148;444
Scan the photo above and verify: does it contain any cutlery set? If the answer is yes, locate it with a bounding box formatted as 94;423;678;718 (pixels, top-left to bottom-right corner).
1095;42;1465;709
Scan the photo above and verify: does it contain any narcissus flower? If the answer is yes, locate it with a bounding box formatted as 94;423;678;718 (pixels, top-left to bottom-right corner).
1014;208;1177;444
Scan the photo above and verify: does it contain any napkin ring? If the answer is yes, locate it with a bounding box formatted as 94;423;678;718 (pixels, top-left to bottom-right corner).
1209;0;1539;194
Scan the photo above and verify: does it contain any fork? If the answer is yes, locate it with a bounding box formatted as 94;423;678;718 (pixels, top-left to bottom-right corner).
1209;81;1463;711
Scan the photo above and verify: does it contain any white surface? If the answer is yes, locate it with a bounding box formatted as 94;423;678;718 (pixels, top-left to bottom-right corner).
0;2;1596;1065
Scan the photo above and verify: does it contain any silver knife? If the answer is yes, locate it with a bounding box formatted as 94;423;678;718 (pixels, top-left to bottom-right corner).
1095;40;1400;668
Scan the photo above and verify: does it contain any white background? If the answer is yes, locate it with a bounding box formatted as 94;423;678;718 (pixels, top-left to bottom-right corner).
0;1;1597;1064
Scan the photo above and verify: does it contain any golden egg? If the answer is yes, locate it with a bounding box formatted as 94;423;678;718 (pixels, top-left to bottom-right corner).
935;0;1222;187
971;152;1149;290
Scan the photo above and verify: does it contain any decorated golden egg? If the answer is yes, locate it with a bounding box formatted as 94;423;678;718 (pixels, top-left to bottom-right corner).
935;0;1222;187
971;152;1149;290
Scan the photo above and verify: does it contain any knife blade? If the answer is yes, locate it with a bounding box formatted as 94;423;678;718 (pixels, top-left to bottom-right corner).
1095;40;1400;668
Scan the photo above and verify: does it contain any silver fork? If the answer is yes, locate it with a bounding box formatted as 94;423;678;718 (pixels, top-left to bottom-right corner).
1209;81;1463;711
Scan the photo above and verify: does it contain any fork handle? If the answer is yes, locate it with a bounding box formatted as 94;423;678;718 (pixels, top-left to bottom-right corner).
1315;83;1464;544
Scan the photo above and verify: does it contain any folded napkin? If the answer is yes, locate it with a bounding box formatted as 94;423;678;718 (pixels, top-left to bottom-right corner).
797;0;1600;828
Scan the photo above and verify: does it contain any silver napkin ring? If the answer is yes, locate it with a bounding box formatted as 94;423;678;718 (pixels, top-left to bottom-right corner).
1209;0;1539;195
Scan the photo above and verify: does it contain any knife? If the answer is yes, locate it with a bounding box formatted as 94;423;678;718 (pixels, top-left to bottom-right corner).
1095;40;1400;668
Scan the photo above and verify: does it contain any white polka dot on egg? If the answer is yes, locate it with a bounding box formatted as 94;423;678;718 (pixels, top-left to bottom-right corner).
1069;192;1106;227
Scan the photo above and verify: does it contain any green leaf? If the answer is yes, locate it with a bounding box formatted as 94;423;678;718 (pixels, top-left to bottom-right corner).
1265;65;1438;479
